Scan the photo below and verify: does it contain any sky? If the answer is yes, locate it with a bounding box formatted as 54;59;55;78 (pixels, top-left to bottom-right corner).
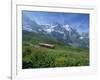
22;10;89;33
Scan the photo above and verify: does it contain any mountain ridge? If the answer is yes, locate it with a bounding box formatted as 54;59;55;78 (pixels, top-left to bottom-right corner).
22;17;89;48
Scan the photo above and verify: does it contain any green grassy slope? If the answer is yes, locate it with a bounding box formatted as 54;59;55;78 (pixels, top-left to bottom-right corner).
22;30;89;69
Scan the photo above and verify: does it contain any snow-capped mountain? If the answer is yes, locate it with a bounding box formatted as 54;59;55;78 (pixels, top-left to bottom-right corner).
22;18;89;48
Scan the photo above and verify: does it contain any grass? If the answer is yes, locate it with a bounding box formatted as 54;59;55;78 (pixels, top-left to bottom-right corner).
22;30;89;69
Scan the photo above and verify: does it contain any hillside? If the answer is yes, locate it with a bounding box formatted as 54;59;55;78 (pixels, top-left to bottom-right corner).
22;30;89;69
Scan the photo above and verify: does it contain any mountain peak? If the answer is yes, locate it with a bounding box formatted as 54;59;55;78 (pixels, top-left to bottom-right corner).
63;24;71;31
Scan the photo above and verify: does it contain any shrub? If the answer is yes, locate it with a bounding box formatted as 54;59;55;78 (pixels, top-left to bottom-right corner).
54;57;65;67
22;47;32;57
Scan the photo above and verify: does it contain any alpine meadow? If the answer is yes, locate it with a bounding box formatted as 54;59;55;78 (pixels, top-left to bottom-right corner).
22;10;89;69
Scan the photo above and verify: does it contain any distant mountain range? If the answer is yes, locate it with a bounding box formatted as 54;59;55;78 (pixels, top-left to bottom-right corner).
22;16;89;48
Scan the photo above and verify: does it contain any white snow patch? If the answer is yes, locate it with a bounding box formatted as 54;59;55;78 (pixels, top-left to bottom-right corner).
79;37;84;39
55;30;64;34
51;25;56;29
23;27;33;32
38;29;42;31
46;29;52;33
63;25;71;31
44;28;54;33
